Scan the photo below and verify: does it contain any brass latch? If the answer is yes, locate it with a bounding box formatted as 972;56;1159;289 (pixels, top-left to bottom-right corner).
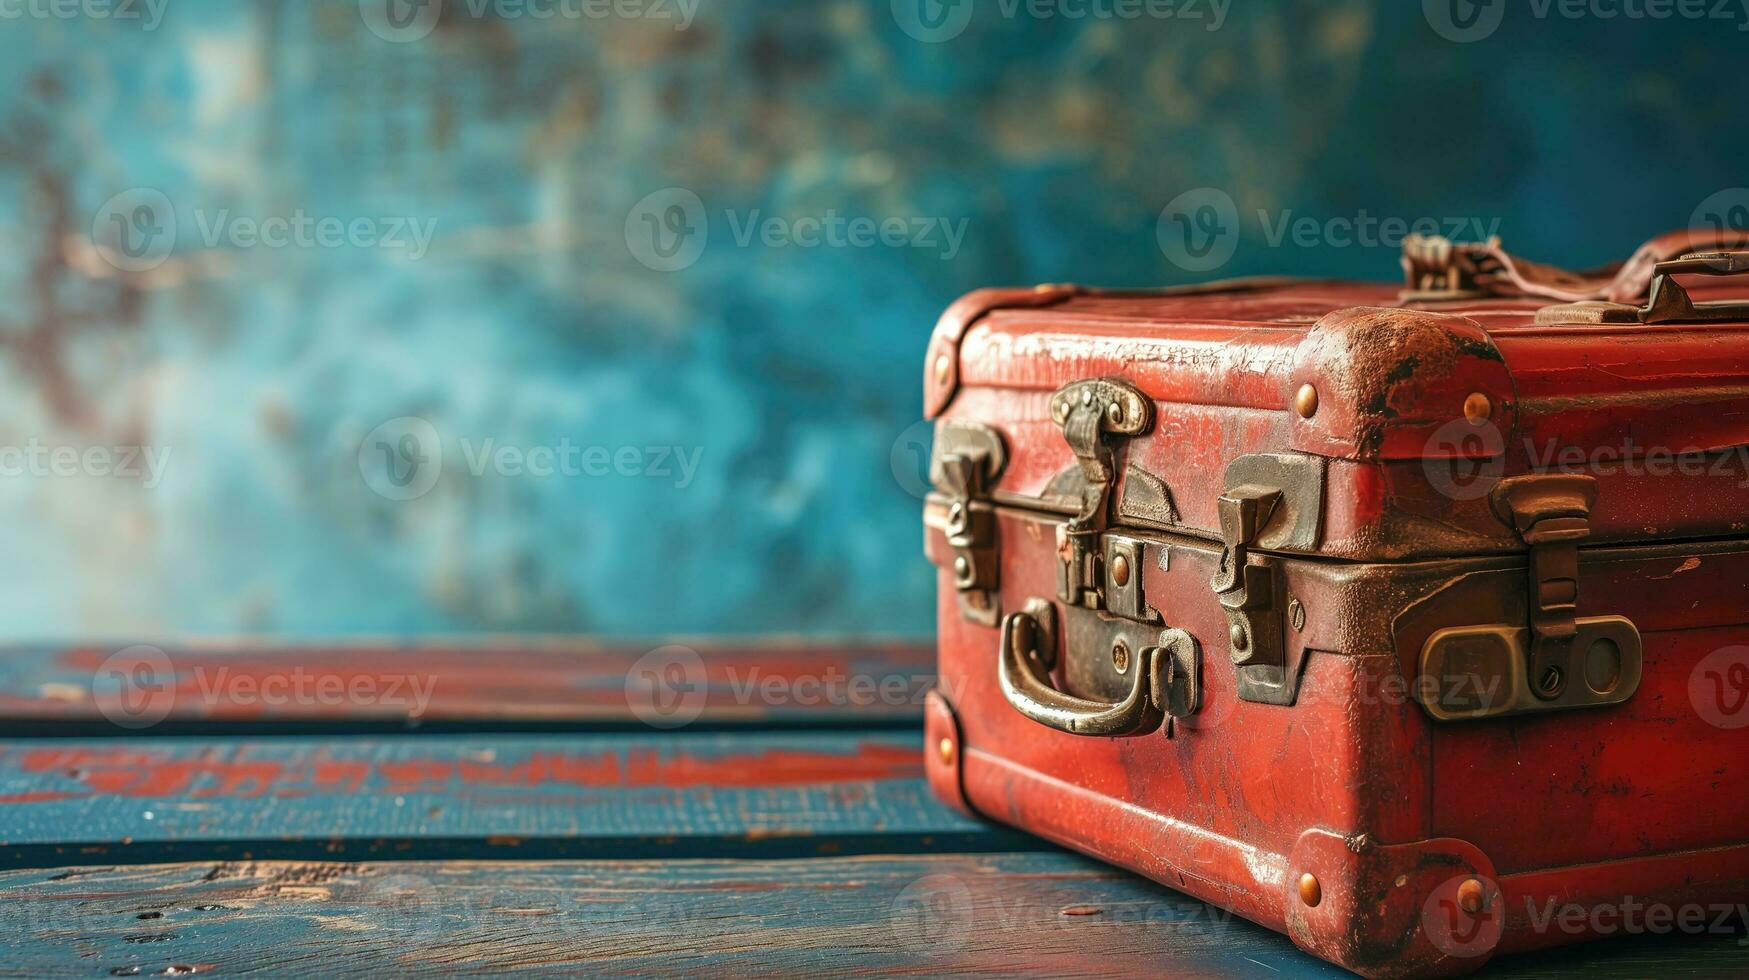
1048;379;1153;610
1490;474;1596;700
1209;453;1325;706
1416;474;1643;722
929;421;1007;626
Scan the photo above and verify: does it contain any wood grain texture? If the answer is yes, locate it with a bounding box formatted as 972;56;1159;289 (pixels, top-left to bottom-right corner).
0;639;934;729
0;855;1739;979
0;732;1028;867
0;853;1347;978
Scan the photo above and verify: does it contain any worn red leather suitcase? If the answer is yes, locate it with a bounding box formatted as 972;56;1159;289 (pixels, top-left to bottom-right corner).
920;230;1749;977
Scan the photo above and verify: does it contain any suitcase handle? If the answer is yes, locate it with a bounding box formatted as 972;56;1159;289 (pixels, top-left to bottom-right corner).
997;602;1196;738
1534;251;1749;325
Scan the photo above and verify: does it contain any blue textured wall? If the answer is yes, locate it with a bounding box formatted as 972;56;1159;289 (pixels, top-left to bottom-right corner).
0;0;1741;639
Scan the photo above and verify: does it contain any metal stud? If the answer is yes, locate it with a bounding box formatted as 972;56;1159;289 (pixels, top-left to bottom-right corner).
934;354;951;385
1295;384;1319;419
938;738;956;765
1464;392;1492;426
1457;878;1485;915
1111;554;1131;587
1299;873;1322;908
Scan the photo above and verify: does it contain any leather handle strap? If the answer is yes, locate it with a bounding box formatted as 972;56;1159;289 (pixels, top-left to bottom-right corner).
1404;228;1749;304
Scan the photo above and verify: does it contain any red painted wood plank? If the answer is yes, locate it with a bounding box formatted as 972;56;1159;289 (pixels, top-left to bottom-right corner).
0;638;934;728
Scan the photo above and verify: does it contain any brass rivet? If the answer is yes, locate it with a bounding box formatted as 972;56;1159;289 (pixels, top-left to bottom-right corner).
1106;402;1123;425
953;556;971;579
1230;623;1248;651
934;354;951;385
1463;392;1492;426
1299;873;1322;908
1082;389;1095;407
1111;554;1131;587
938;737;956;765
1295;383;1319;419
1457;878;1485;915
1111;640;1130;675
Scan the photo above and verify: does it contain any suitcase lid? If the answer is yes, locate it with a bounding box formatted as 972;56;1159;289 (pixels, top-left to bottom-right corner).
924;231;1749;561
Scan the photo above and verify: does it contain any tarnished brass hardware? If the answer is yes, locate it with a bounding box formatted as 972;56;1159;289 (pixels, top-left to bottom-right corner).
1535;250;1749;325
1294;383;1319;419
1463;392;1492;425
1457;879;1486;916
1212;453;1325;706
1491;474;1598;701
1299;873;1322;908
1101;533;1158;624
1417;617;1642;722
999;597;1200;738
1048;379;1154;610
930;421;1008;626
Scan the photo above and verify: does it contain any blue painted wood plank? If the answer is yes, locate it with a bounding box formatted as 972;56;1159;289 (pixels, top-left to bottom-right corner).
0;854;1739;978
0;732;1020;866
0;853;1351;978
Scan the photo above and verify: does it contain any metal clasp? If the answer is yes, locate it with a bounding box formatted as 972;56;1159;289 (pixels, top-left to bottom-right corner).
1048;379;1153;610
929;421;1007;625
1490;474;1596;700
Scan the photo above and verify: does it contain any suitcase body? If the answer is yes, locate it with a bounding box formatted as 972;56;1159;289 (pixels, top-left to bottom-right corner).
920;234;1749;977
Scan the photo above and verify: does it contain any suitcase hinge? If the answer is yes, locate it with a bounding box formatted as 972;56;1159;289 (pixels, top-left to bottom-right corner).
930;421;1008;626
1491;474;1597;700
1048;380;1154;611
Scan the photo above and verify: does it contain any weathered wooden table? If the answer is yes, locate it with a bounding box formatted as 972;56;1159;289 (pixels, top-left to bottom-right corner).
0;641;1741;977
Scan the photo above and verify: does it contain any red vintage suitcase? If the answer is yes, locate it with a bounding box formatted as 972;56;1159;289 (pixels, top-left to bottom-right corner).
920;230;1749;977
